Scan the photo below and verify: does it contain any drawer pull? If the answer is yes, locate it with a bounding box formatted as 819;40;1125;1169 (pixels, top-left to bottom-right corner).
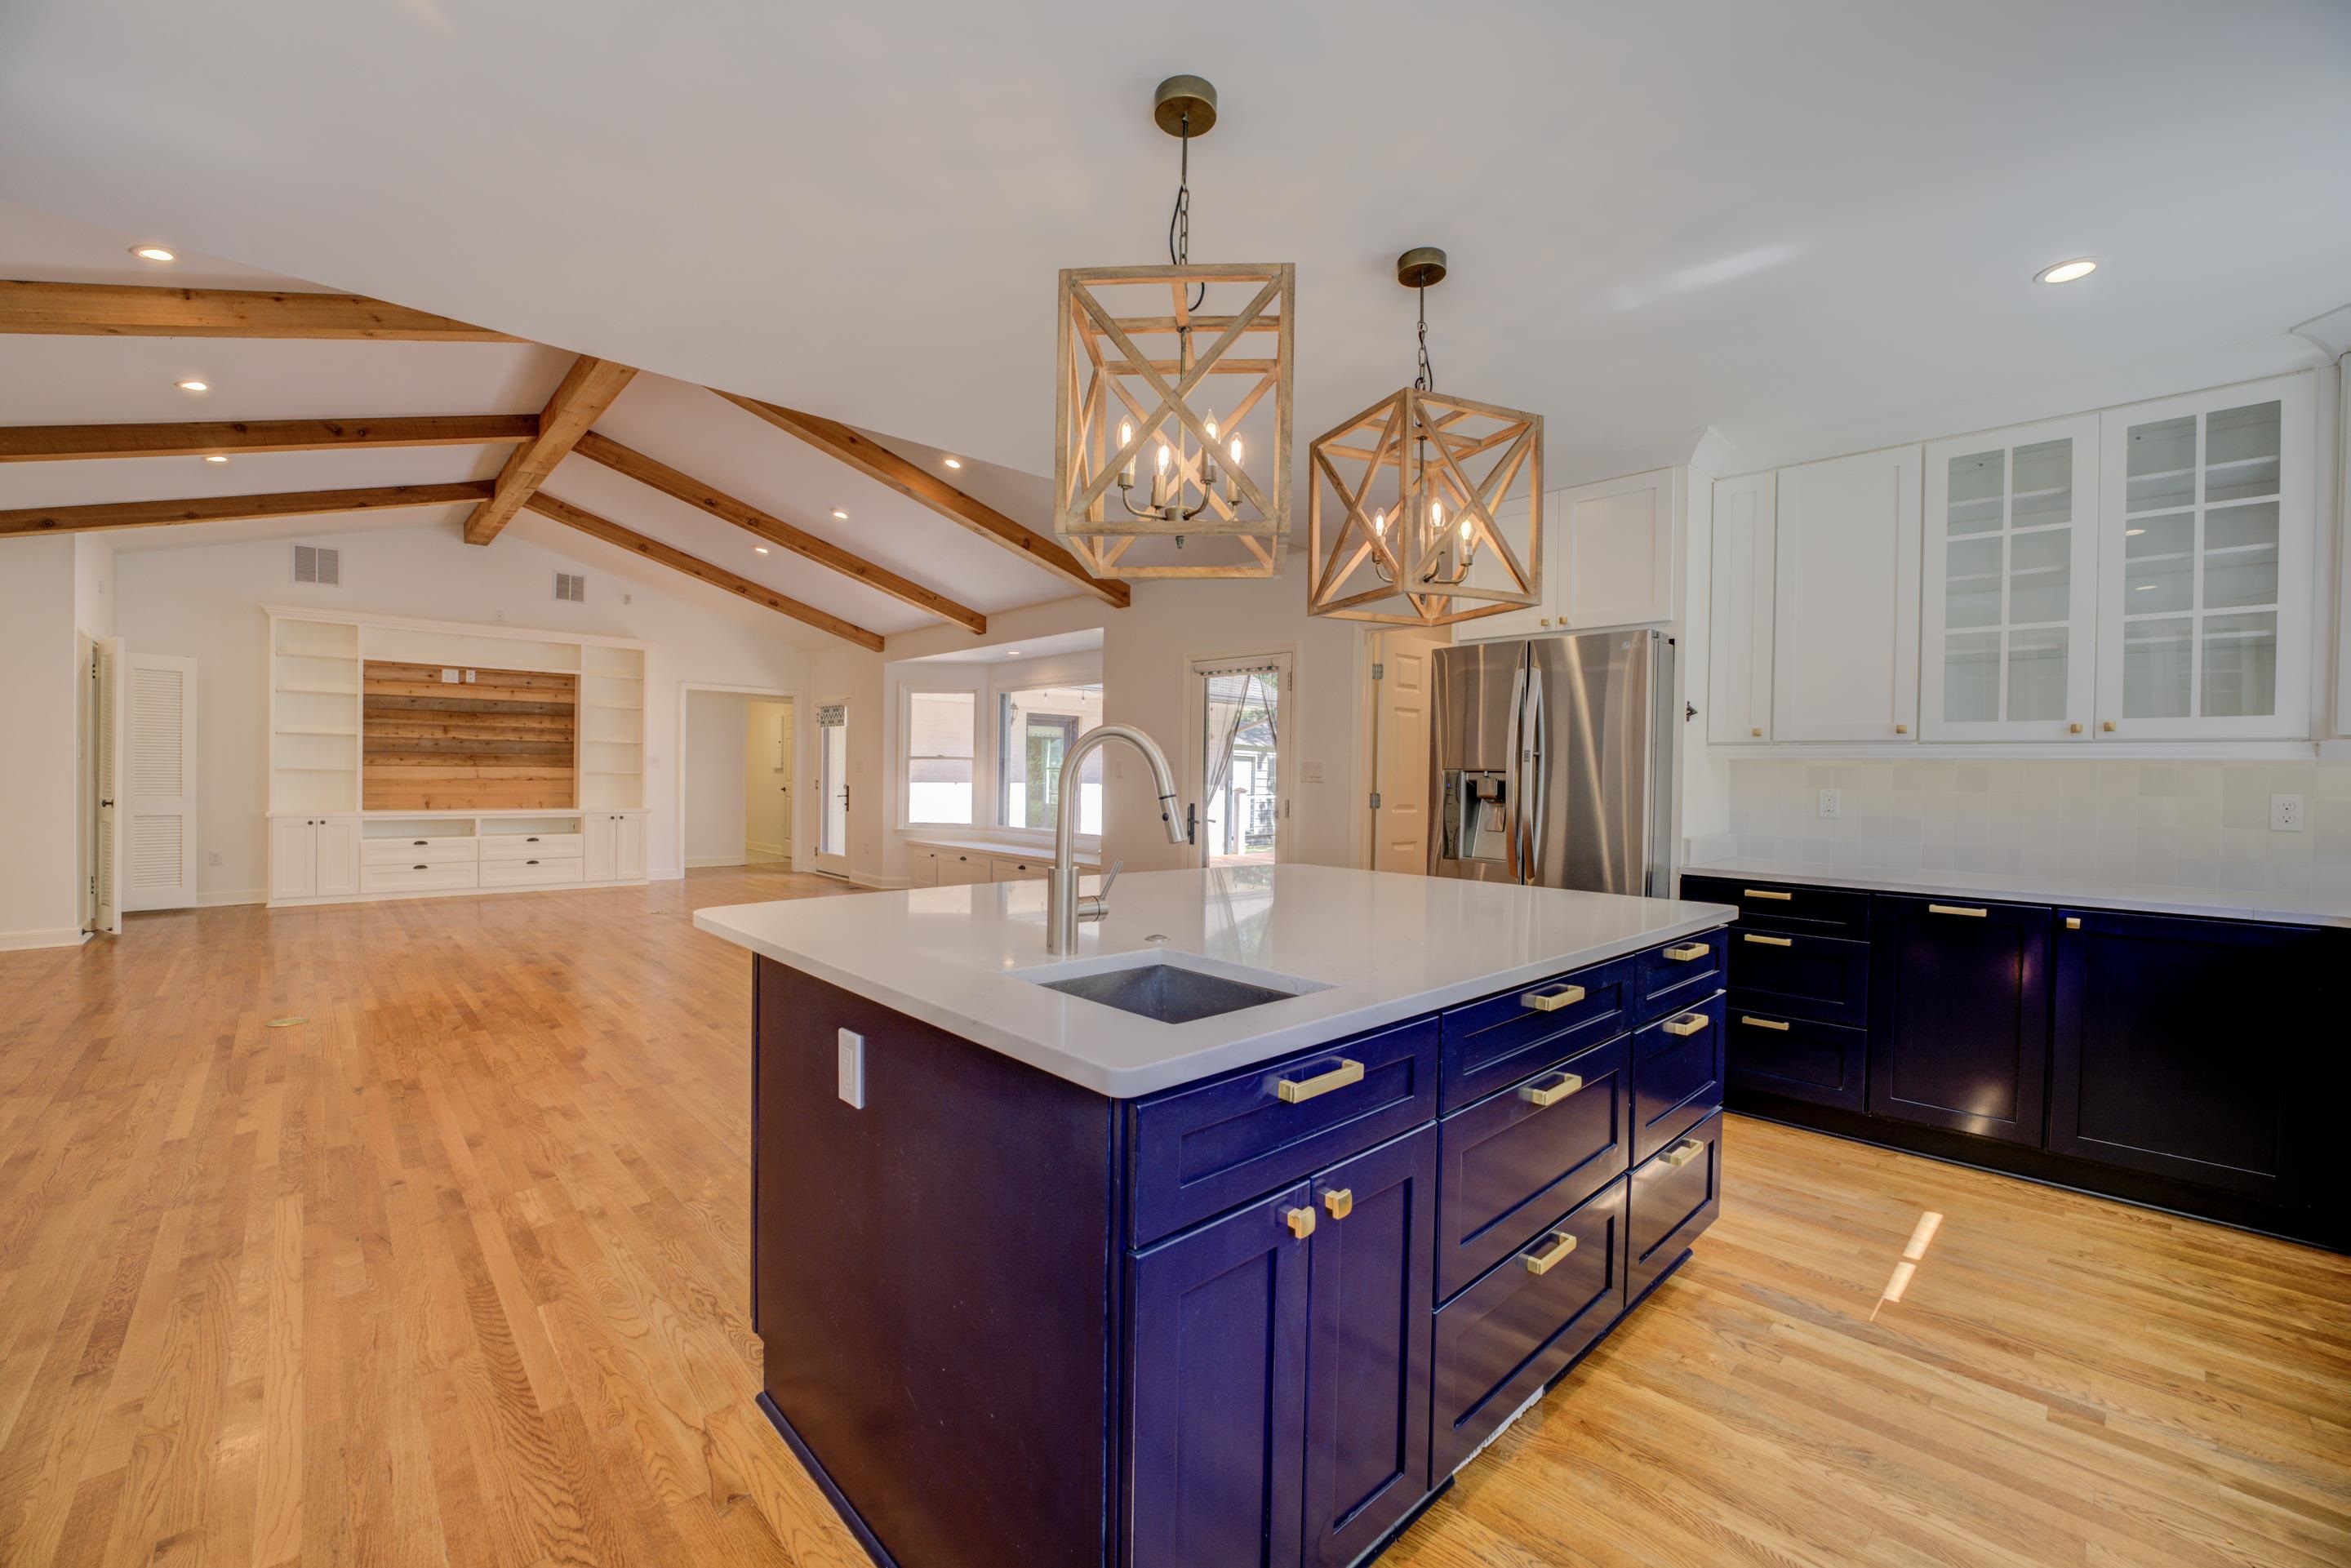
527;836;540;842
412;864;427;871
527;859;540;866
1518;1072;1584;1108
412;839;428;846
1744;888;1793;901
1928;903;1988;918
1740;1015;1791;1032
1321;1188;1353;1220
1522;984;1587;1013
1275;1058;1364;1104
1522;1232;1578;1276
1662;1012;1710;1037
1661;1139;1704;1168
1285;1206;1317;1239
1662;942;1709;962
1743;933;1793;948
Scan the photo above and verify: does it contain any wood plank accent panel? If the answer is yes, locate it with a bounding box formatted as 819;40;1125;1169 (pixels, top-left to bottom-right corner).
463;356;638;545
0;414;539;462
0;480;494;537
0;278;518;340
362;660;577;810
573;431;987;633
527;491;887;651
717;393;1131;607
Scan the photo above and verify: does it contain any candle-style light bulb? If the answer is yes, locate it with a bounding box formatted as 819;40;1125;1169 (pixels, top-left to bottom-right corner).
1373;508;1387;539
1153;442;1171;508
1223;435;1241;504
1118;420;1136;488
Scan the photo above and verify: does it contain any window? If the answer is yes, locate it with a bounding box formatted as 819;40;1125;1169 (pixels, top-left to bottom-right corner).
904;691;976;824
999;683;1104;833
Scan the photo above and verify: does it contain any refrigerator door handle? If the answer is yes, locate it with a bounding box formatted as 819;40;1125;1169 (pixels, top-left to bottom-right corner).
1519;657;1548;884
1503;660;1527;877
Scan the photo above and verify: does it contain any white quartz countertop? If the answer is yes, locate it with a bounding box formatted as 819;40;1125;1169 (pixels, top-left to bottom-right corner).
1682;860;2351;930
695;864;1735;1097
902;833;1098;868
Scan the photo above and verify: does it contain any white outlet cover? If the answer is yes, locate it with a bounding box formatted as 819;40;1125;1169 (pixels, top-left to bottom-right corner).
2271;794;2305;832
1818;788;1842;820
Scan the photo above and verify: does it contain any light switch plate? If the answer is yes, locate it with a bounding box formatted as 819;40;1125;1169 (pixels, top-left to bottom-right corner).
838;1028;866;1108
1302;762;1323;784
2271;794;2305;832
1818;788;1842;820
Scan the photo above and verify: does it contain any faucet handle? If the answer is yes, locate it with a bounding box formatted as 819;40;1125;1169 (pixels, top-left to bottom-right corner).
1078;860;1123;923
1096;860;1122;898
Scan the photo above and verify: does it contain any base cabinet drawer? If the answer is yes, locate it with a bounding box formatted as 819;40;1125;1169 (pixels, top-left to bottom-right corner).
478;855;585;888
1631;995;1726;1166
1632;930;1726;1024
936;851;990;886
1682;875;1871;937
1727;929;1870;1028
1437;1036;1630;1301
991;856;1051;882
361;836;478;866
1724;1010;1866;1111
1431;1175;1627;1480
359;862;480;895
1438;957;1632;1113
481;832;584;861
1627;1111;1723;1303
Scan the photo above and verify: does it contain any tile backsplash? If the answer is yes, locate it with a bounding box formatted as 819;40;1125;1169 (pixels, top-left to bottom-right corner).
1727;758;2351;905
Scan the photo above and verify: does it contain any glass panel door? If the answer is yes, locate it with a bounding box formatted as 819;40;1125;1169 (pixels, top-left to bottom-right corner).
815;701;850;872
1193;655;1290;868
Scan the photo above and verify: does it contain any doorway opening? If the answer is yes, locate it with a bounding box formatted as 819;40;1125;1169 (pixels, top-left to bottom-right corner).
678;685;798;881
1191;653;1291;868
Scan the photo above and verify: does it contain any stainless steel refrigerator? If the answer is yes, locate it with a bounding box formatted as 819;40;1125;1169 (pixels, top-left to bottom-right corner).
1429;629;1678;896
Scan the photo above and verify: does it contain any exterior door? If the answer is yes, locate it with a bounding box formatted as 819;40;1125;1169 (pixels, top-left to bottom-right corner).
1193;655;1291;868
815;700;850;876
122;652;198;912
1369;628;1446;874
94;637;124;934
1868;895;2051;1144
1771;445;1923;742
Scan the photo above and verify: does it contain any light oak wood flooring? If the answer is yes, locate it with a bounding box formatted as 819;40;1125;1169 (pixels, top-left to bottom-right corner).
1;868;2344;1567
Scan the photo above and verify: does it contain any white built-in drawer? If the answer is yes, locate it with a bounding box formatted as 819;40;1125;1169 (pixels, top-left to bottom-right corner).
360;862;481;894
992;856;1050;882
481;833;584;862
478;855;585;888
362;836;479;866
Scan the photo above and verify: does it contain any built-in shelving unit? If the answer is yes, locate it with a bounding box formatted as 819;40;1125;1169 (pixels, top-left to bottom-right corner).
271;617;362;813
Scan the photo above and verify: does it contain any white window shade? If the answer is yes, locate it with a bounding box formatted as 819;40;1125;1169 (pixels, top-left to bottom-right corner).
906;690;976;824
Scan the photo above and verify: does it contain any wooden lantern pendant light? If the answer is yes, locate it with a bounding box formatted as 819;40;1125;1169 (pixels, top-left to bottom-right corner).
1306;248;1543;624
1052;75;1294;580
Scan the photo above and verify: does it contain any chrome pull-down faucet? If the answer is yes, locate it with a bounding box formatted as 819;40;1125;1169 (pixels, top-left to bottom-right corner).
1047;725;1187;954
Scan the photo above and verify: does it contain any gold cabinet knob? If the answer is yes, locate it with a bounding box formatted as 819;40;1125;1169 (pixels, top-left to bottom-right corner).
1285;1206;1317;1239
2069;722;2082;734
1321;1188;1353;1220
1539;617;1551;628
2103;720;2118;732
1750;726;1762;737
1895;723;1909;735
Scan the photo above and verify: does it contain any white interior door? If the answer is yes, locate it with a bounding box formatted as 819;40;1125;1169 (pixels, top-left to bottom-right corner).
122;653;198;912
1370;629;1447;873
94;637;125;934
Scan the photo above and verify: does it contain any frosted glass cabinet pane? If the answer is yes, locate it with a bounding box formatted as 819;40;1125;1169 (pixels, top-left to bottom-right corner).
2203;502;2278;608
1944;633;1999;722
2124;514;2193;612
2008;528;2070;624
2200;612;2277;717
2011;439;2073;526
2123;618;2193;717
1945;450;2002;535
2006;629;2068;721
2204;401;2282;503
1945;537;2002;628
2125;415;2196;513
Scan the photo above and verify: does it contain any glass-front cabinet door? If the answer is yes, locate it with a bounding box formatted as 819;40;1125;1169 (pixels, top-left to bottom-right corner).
1921;415;2101;740
2095;374;2313;740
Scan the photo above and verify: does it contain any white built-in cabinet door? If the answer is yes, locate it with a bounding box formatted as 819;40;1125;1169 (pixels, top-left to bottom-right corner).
314;819;361;897
269;818;318;901
1706;472;1776;744
1560;468;1679;630
584;814;616;881
1770;445;1923;742
122;653;198;911
614;813;647;881
2093;372;2313;741
1455;489;1551;640
1920;415;2101;740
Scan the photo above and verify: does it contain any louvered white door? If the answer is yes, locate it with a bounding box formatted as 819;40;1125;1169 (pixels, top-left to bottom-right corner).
95;637;126;935
122;654;199;912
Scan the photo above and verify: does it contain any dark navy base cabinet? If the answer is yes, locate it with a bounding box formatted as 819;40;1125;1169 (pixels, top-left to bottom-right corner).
754;926;1730;1568
1867;895;2050;1145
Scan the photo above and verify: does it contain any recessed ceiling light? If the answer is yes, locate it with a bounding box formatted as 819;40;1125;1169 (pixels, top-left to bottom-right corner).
1005;649;1022;656
203;455;229;464
176;379;209;393
2035;258;2098;284
754;544;771;554
943;457;962;469
833;509;849;519
130;244;176;262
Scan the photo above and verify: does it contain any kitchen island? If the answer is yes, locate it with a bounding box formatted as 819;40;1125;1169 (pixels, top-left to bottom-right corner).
696;864;1736;1568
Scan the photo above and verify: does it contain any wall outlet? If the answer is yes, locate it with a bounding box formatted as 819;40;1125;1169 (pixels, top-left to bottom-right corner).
1302;761;1323;784
207;850;222;867
2271;794;2305;832
1818;788;1842;820
837;1028;866;1109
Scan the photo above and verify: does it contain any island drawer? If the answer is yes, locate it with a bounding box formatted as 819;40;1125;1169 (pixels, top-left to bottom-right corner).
481;832;584;861
1630;929;1726;1024
361;836;478;865
1438;957;1631;1113
1437;1034;1629;1302
1626;1110;1723;1304
1431;1173;1627;1480
1727;930;1870;1028
1631;995;1726;1166
1682;875;1870;938
1128;1017;1438;1246
1725;1009;1867;1111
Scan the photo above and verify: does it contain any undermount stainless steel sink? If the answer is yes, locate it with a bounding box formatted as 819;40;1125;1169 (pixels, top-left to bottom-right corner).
1020;951;1327;1024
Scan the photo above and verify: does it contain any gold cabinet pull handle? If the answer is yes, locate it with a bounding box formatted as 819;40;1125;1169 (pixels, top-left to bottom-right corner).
1522;984;1586;1013
1927;904;1988;917
1895;723;1909;735
1662;942;1709;962
1661;1139;1704;1168
1518;1072;1584;1108
2064;916;2082;931
1740;1015;1791;1032
1743;933;1793;947
1522;1232;1578;1275
1275;1058;1364;1104
1321;1188;1353;1220
1286;1206;1317;1239
1743;888;1793;901
1662;1012;1711;1037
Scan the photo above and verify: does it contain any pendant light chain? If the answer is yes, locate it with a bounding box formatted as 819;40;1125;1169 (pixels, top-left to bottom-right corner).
1167;114;1206;314
1415;286;1434;393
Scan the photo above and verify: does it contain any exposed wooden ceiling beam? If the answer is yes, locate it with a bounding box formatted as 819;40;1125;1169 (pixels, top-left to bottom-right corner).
574;430;986;635
0;481;494;538
0;279;517;340
716;393;1131;609
462;356;638;545
526;491;885;651
0;414;539;463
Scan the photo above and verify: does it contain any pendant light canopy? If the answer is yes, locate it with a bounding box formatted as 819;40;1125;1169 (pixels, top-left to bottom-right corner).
1052;75;1294;579
1307;248;1543;624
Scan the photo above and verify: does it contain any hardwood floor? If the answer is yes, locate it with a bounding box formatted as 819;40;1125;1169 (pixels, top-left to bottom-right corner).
1;869;2344;1567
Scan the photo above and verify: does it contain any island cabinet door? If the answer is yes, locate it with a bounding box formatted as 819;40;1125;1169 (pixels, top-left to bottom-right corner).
1303;1126;1437;1568
1127;1183;1312;1568
1867;895;2051;1144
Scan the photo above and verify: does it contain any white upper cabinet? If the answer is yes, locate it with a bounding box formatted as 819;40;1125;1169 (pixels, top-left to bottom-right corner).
1456;489;1549;640
1560;468;1681;630
1770;445;1923;742
1706;471;1776;744
1921;415;2101;740
2094;374;2314;740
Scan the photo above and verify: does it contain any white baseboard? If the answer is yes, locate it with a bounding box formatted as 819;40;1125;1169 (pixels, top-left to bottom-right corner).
746;840;791;862
0;926;91;952
198;888;268;908
685;854;748;868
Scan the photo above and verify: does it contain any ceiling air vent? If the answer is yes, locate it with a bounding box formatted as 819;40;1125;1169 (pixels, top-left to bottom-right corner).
555;572;587;603
292;544;340;586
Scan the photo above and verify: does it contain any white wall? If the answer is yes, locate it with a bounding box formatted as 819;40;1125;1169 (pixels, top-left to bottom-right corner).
111;514;814;903
682;689;749;868
0;538;84;948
